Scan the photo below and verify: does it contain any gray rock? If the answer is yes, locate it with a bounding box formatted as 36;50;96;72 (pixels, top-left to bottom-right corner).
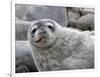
16;41;38;73
80;8;94;15
23;5;68;27
67;7;81;20
16;65;29;73
15;20;32;40
68;14;94;31
15;4;28;20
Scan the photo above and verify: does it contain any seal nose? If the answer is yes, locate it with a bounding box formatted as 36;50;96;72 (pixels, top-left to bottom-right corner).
41;28;46;33
39;28;46;34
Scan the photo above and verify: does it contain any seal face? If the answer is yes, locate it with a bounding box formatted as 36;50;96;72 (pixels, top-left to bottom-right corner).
28;19;59;48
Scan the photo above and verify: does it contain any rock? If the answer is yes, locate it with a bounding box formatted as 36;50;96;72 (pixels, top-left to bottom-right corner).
80;8;94;15
15;4;28;20
67;7;81;20
68;14;94;31
16;65;29;73
23;5;68;27
15;20;32;40
16;41;38;73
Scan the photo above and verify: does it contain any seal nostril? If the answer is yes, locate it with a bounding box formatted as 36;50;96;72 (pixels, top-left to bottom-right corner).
41;28;46;33
39;30;46;34
43;30;46;33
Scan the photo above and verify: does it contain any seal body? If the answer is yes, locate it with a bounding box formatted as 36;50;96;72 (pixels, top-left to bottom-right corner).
28;19;94;71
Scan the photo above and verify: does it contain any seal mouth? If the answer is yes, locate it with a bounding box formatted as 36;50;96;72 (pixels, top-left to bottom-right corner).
35;37;43;43
35;35;47;43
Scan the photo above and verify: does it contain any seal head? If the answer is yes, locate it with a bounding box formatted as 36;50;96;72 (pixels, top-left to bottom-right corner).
28;19;61;48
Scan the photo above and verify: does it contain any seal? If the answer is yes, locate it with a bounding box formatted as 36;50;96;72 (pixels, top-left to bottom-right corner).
28;19;94;71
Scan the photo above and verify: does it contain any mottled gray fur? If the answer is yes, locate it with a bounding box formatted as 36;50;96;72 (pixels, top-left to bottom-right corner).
28;19;94;71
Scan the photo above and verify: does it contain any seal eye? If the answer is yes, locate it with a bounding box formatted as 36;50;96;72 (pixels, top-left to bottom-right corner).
31;28;37;34
47;25;54;30
47;25;55;32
